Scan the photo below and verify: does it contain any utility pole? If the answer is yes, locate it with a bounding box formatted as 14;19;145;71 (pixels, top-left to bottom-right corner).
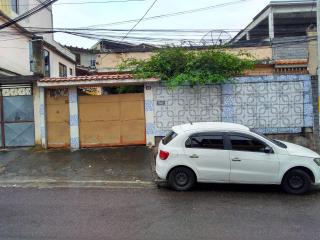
318;0;320;141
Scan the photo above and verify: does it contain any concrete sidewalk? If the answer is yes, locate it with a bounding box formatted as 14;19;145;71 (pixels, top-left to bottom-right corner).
0;146;155;188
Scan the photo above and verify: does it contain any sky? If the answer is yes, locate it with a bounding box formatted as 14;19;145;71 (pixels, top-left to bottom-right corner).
52;0;280;48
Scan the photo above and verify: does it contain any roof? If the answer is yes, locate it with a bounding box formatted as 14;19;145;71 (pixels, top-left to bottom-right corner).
173;122;250;133
253;1;315;21
65;46;100;54
231;0;316;44
91;39;157;53
38;74;160;87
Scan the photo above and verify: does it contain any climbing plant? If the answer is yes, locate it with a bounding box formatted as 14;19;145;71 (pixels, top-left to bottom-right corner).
119;47;255;88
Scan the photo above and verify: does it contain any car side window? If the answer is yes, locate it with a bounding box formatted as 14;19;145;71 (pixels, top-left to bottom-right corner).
229;135;267;153
186;133;225;150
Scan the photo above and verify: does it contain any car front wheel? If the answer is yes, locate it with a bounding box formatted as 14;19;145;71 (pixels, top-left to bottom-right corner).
168;167;196;191
281;169;312;195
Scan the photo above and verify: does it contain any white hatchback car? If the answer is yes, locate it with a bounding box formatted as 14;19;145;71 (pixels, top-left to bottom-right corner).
156;122;320;194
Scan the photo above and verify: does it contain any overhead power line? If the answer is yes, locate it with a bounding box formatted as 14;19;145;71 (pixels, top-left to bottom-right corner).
0;0;58;30
0;0;146;6
121;0;158;41
83;0;254;28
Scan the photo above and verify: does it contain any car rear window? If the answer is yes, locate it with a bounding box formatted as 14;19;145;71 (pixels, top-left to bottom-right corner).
162;131;178;145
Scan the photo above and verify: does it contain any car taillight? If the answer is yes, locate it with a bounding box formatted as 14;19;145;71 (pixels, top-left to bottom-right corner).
159;150;169;160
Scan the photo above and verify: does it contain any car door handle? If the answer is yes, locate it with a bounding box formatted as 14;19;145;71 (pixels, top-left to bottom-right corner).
189;154;199;159
232;158;242;162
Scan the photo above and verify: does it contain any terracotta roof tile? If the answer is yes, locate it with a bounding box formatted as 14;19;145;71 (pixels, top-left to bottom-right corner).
39;74;135;82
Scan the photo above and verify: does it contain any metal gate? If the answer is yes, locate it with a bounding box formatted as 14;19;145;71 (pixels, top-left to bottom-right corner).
46;89;70;148
78;93;146;147
0;84;35;148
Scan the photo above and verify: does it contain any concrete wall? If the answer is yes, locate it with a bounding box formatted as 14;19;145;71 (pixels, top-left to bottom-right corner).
0;5;75;77
46;47;75;77
0;0;54;43
307;30;317;76
95;46;272;73
0;18;33;75
0;27;75;77
227;46;272;60
80;53;96;68
96;52;153;72
146;75;313;138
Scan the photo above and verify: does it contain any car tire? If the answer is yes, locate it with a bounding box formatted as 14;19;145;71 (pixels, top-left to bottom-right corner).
281;169;312;195
168;167;196;191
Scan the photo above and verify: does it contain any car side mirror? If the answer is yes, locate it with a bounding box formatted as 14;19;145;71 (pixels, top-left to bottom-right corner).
264;146;273;154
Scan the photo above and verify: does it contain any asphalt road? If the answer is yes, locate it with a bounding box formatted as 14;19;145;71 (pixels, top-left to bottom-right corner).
0;184;320;240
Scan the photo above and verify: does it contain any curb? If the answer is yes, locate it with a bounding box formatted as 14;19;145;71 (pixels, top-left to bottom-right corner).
0;180;156;189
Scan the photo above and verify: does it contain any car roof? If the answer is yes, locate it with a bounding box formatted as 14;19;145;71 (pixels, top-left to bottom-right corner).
172;122;250;133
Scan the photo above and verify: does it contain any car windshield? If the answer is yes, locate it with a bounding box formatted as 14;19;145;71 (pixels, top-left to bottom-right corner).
250;129;287;149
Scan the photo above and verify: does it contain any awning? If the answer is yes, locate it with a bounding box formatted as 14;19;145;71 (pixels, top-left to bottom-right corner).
37;74;160;87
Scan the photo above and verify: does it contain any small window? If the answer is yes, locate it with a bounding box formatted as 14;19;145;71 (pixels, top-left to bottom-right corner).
229;135;267;153
162;131;178;145
69;68;73;76
43;50;50;77
59;63;67;77
75;54;81;65
11;0;18;13
90;59;96;67
186;133;225;150
29;41;33;71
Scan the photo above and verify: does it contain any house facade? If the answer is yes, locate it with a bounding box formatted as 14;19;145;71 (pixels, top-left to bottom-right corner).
50;0;317;151
0;0;76;148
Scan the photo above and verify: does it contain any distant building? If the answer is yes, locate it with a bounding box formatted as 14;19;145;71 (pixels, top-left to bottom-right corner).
67;40;157;74
231;0;316;74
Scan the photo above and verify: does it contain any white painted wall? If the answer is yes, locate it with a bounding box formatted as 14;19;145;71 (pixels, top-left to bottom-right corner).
0;18;33;75
0;0;75;76
0;0;54;43
80;53;96;68
46;46;75;77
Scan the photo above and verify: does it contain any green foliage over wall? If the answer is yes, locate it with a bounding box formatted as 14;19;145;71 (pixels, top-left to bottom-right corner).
119;47;255;88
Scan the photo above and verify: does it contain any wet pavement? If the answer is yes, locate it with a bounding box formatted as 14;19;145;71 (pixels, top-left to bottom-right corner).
0;146;154;187
0;185;320;240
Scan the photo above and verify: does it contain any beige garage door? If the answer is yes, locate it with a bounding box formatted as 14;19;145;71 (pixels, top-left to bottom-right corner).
78;93;146;147
46;90;70;148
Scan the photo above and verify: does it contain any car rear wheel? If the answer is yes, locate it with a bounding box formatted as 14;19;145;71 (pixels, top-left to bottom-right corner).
281;169;312;195
168;167;196;191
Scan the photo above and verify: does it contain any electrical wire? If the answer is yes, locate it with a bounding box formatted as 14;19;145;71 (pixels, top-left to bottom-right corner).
121;0;158;41
83;0;254;28
0;0;147;6
0;0;58;30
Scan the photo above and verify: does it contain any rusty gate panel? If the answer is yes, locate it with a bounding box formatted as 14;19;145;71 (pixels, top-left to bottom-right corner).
46;90;70;148
79;93;146;147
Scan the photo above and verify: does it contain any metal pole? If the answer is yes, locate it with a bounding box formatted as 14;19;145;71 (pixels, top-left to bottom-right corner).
317;0;320;140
